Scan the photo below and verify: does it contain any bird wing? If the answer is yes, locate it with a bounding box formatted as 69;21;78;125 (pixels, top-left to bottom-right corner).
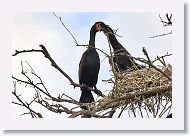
78;51;87;85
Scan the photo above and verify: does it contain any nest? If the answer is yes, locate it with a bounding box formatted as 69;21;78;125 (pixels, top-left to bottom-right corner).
95;64;172;117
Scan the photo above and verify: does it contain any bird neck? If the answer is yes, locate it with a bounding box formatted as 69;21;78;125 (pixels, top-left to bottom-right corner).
108;33;123;51
89;27;96;47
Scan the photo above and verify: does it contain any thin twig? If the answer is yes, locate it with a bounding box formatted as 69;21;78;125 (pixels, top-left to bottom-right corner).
152;53;172;64
149;31;172;38
118;105;127;118
76;44;109;57
12;49;42;56
142;47;151;68
159;13;172;27
25;60;50;95
12;90;43;118
53;12;78;45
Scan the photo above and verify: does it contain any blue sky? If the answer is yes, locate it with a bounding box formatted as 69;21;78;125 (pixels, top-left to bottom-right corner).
12;12;172;118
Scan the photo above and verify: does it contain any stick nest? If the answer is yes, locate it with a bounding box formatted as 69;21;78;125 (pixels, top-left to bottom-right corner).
95;64;172;117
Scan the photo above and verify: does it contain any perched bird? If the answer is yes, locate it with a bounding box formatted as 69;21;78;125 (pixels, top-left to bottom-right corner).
100;23;143;72
78;22;104;104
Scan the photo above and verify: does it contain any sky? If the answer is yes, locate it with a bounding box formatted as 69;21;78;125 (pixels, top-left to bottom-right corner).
12;12;172;118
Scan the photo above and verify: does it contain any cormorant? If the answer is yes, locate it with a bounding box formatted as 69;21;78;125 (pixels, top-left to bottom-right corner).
78;22;104;103
100;23;143;72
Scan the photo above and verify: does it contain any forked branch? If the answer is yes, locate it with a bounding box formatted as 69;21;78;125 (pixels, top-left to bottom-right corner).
12;45;105;97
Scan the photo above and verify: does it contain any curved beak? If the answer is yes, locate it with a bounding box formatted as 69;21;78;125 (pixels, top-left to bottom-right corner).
101;27;109;33
101;25;112;35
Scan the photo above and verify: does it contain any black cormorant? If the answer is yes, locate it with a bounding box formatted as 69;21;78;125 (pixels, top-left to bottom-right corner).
78;22;104;103
101;23;143;72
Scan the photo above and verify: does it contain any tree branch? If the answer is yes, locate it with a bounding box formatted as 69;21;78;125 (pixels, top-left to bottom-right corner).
53;12;78;45
12;83;43;118
12;49;42;56
12;45;105;97
149;31;172;38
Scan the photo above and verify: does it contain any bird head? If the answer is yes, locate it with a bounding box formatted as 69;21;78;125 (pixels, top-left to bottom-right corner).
93;21;109;32
94;22;114;35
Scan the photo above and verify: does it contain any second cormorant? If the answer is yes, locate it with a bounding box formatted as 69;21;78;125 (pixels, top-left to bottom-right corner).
100;23;143;72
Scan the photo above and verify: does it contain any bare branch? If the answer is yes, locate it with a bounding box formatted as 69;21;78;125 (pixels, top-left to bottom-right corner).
53;12;78;45
142;47;151;67
149;31;172;38
12;45;105;98
12;90;43;118
118;105;127;118
12;75;80;106
152;53;172;64
12;49;42;56
76;44;109;58
159;13;172;27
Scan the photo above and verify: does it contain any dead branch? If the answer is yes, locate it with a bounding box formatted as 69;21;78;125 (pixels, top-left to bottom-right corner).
12;65;80;106
149;31;172;38
76;44;109;58
12;45;105;98
152;53;172;64
12;49;42;56
12;63;82;118
132;55;172;81
142;47;151;64
159;13;172;26
12;82;43;118
53;12;78;45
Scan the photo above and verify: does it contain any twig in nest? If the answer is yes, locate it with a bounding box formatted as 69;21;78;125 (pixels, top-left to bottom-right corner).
152;53;172;64
113;28;122;37
142;47;151;67
132;51;172;81
103;27;123;38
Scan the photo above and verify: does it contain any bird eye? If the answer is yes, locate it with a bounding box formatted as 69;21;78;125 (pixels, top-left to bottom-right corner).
96;23;102;31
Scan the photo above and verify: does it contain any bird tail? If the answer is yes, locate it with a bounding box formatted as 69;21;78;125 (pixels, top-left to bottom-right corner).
79;90;94;103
